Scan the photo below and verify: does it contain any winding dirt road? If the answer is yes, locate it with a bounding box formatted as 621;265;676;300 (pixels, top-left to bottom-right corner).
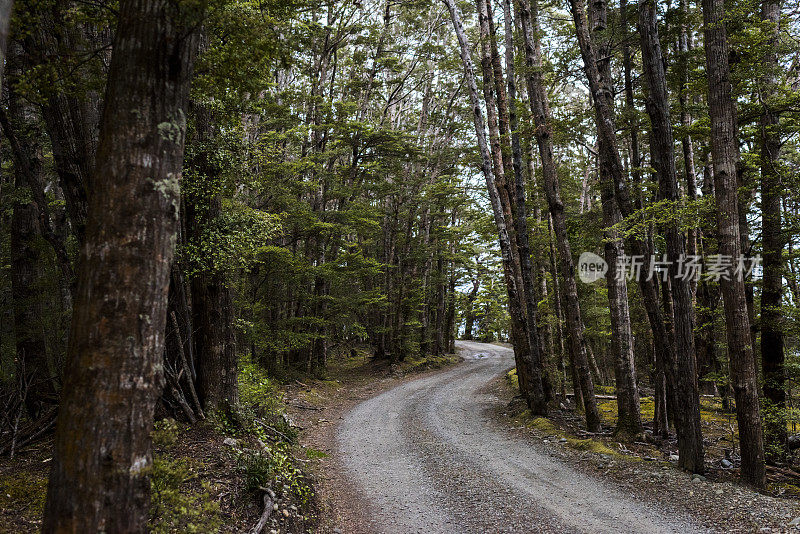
337;340;705;534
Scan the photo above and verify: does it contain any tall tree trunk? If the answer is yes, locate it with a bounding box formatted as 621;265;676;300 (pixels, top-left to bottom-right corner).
592;0;642;437
475;0;538;403
463;275;480;340
639;0;704;468
186;104;239;415
702;0;767;487
42;0;203;529
443;0;542;413
0;0;12;94
549;218;575;404
759;0;787;461
678;0;698;267
567;0;689;451
516;0;599;430
499;0;551;404
8;80;56;418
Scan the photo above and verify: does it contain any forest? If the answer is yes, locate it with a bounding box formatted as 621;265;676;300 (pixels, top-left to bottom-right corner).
1;0;800;530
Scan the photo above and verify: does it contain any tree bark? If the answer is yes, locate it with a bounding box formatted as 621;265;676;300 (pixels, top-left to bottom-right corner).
567;0;689;451
592;0;642;437
639;0;703;468
499;0;551;403
42;0;203;529
702;0;767;487
516;0;599;429
186;104;239;415
759;0;787;461
0;0;12;95
443;0;542;413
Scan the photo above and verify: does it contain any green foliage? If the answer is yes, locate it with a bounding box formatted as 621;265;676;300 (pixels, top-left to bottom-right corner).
149;458;223;534
152;418;181;449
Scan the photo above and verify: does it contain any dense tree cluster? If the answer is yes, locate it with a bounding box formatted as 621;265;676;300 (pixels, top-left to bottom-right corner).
1;0;800;528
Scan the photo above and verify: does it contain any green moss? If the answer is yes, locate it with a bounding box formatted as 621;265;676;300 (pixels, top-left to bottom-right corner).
528;415;560;435
566;438;618;456
0;472;47;519
152;418;180;448
639;397;655;420
597;400;618;425
304;447;329;459
149;457;222;534
595;384;616;395
506;368;519;390
515;413;630;458
398;353;457;374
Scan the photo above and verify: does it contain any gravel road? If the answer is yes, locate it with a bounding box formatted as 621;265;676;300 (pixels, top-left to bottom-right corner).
337;340;706;534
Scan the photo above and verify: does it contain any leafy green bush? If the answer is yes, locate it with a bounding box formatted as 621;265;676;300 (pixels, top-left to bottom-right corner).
149;457;222;534
152;418;180;448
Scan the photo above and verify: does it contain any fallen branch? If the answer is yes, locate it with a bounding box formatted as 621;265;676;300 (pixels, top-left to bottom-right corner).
287;402;322;411
765;464;800;479
249;492;275;534
255;419;293;443
171;311;205;419
565;393;617;400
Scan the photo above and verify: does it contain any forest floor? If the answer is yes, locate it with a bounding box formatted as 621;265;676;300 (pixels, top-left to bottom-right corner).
0;361;321;534
297;341;800;533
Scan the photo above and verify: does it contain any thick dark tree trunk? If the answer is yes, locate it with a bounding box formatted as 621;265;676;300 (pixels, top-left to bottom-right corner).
444;0;542;413
6;46;57;419
192;265;238;414
591;0;641;437
185;104;239;415
42;0;203;530
497;0;551;403
759;0;787;462
567;0;693;454
516;0;599;430
639;0;704;469
476;0;544;409
702;0;767;488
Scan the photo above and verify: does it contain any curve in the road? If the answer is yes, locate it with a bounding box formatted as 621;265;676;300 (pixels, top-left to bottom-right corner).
337;340;706;534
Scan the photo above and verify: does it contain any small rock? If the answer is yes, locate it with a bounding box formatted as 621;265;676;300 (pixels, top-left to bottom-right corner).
282;509;290;518
270;530;278;534
669;454;679;462
559;402;568;410
559;438;567;443
789;517;800;526
691;474;707;483
223;437;238;447
721;459;733;469
715;489;724;495
272;504;279;511
543;439;550;443
333;529;343;534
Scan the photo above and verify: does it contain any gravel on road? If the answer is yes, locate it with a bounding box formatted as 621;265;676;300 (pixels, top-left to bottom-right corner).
337;341;705;534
